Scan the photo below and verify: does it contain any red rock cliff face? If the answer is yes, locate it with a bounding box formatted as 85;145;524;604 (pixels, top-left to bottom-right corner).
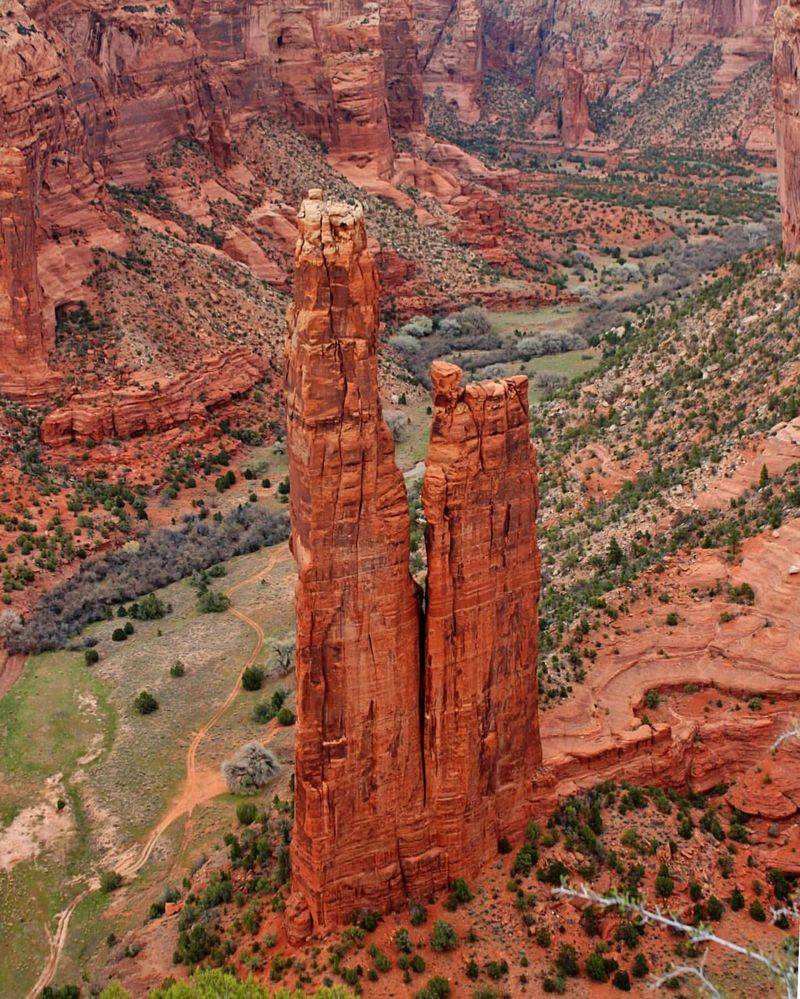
285;194;542;936
0;148;61;402
774;1;800;254
422;360;542;867
284;191;445;936
479;0;776;134
417;0;484;122
177;0;422;175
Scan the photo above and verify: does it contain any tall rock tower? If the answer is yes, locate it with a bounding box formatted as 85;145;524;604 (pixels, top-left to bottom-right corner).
0;148;61;402
285;192;542;938
774;1;800;254
284;191;445;938
423;360;542;868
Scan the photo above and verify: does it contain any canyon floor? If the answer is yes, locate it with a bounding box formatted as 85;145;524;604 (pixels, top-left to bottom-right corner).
0;74;798;998
3;260;800;995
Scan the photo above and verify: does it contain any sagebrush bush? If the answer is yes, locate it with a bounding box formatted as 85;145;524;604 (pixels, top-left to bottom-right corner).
222;742;279;793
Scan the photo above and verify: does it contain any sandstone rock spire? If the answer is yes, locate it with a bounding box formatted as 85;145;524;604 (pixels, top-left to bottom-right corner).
0;148;61;402
284;190;444;938
284;194;542;939
422;360;542;865
774;0;800;254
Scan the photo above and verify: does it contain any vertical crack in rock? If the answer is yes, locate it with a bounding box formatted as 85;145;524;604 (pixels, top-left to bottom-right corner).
0;148;61;402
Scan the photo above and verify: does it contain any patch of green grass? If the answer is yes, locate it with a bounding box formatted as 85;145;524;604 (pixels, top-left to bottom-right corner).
0;650;113;788
488;305;584;336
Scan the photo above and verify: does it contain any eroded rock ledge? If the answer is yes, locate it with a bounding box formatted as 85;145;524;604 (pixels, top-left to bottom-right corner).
40;347;266;445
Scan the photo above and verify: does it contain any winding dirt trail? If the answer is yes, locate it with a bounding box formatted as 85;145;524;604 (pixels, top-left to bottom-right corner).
27;545;290;999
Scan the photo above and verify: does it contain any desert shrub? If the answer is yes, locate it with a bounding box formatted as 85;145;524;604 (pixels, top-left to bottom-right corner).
655;862;674;898
276;707;295;726
236;802;258;826
444;877;472;911
456;306;491;339
414;977;450;999
100;870;124;892
106;967;357;997
128;592;167;620
612;970;631;991
84;648;100;666
170;660;186;678
112;627;128;642
222;741;279;793
271;639;295;675
197;589;230;613
0;608;22;640
8;507;289;653
389;333;422;353
133;690;159;715
253;688;288;723
534;372;568;391
516;331;587;360
399;315;434;338
385;410;410;443
430;919;458;952
555;943;580;977
242;665;264;691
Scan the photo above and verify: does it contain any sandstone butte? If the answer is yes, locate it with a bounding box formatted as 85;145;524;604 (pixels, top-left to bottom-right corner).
774;0;800;253
284;191;542;939
0;147;61;402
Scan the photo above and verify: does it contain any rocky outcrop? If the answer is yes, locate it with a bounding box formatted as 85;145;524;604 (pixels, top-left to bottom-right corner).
40;348;264;445
560;65;593;147
0;148;61;402
774;1;800;254
423;360;542;863
285;193;542;937
284;191;446;937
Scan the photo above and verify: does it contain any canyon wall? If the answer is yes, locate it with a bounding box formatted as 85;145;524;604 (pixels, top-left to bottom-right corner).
480;0;777;102
774;0;800;254
285;193;542;935
0;148;61;402
422;360;542;864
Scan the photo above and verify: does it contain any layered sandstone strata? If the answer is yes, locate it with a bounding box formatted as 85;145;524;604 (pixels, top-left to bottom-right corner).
40;348;264;445
423;360;542;862
284;191;445;937
285;193;542;937
774;0;800;254
0;148;61;402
